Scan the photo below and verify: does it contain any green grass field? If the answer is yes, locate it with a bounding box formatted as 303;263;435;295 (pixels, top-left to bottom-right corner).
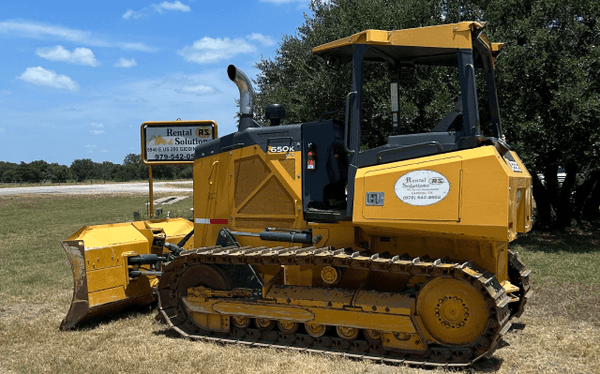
1;193;599;373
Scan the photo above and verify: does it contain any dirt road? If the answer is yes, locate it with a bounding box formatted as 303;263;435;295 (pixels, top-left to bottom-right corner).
0;181;193;196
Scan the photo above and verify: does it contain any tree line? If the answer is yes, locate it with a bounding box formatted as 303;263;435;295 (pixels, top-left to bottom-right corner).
253;0;600;228
0;154;192;184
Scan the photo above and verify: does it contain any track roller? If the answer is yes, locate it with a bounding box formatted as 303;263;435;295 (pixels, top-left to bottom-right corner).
305;322;327;338
256;318;275;331
336;326;359;340
277;321;299;334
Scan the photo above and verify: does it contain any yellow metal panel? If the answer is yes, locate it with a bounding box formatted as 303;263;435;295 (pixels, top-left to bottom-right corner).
87;265;126;293
310;310;416;333
361;156;462;222
309;221;355;248
313;22;483;54
185;297;415;334
283;265;315;287
234;155;271;207
188;312;230;333
388;22;476;49
353;289;414;315
193;144;305;248
212;301;315;322
193;151;232;247
145;218;194;238
267;284;354;308
83;246;121;270
505;151;533;235
68;223;150;248
88;286;126;307
382;332;426;351
354;146;513;241
238;176;295;215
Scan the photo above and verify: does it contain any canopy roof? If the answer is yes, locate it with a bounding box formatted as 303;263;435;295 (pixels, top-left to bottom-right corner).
312;22;503;66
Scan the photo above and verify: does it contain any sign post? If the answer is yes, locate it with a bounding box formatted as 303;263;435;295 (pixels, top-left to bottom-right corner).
141;120;217;218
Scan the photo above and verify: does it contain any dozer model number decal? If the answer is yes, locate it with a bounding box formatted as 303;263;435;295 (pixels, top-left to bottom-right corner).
268;145;295;153
394;170;450;206
366;192;384;206
508;160;522;173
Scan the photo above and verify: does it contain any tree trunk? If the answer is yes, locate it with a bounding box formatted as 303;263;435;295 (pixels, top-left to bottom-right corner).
531;172;554;227
554;163;578;228
582;178;600;222
573;170;600;221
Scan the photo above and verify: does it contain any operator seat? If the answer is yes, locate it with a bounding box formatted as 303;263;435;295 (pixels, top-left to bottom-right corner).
431;95;463;132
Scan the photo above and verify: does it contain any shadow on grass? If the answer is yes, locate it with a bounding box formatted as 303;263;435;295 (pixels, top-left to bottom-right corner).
470;356;504;372
512;227;600;254
153;327;187;339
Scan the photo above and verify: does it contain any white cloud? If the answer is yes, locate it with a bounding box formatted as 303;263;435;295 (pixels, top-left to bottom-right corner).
115;58;137;68
178;37;257;64
17;66;79;91
122;10;137;20
154;1;191;12
176;85;215;96
124;1;190;19
247;33;276;47
118;42;156;52
122;9;144;20
0;20;91;42
36;45;99;66
0;20;155;52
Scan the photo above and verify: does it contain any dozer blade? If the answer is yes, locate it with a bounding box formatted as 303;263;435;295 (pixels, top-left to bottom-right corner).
60;218;194;330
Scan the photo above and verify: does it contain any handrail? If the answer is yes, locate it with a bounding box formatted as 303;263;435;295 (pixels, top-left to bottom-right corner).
344;91;357;155
220;143;246;152
376;141;443;163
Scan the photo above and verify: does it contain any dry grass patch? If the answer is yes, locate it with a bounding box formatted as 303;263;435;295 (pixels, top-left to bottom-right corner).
1;277;599;373
527;279;600;327
0;308;443;374
488;315;600;373
2;194;599;373
0;298;599;374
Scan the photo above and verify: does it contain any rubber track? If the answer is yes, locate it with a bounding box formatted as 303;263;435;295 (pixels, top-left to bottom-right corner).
158;245;513;367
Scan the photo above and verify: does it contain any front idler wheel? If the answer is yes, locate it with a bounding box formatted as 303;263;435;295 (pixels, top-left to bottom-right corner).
416;277;490;346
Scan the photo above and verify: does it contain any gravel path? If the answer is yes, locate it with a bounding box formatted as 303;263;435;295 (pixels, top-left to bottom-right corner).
0;181;193;196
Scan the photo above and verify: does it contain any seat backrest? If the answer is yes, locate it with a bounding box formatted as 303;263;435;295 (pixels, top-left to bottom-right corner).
431;95;463;132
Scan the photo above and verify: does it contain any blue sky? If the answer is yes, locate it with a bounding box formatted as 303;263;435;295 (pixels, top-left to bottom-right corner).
0;0;310;165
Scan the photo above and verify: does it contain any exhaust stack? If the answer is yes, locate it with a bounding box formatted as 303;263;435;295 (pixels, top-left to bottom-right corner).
227;65;258;131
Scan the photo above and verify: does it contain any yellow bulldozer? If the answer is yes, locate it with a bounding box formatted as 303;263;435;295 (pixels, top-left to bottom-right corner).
61;22;532;367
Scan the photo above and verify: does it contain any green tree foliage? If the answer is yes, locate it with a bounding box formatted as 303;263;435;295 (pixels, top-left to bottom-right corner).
482;0;600;226
254;0;459;148
123;153;142;166
70;159;95;182
0;155;192;184
0;162;22;183
254;0;600;228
